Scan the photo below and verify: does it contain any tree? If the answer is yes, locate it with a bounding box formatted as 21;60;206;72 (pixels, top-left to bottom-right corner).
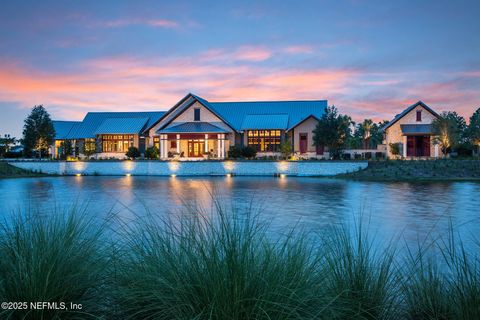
389;142;401;158
60;140;73;159
145;146;159;159
467;108;480;154
241;146;257;159
126;146;141;160
432;111;467;155
312;105;352;159
0;134;16;157
280;139;293;159
22;105;55;158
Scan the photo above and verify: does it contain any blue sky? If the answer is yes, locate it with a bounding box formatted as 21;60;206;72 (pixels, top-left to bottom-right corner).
1;0;479;138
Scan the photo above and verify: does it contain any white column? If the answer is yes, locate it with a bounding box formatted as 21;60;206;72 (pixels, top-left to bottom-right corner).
434;144;439;158
160;134;166;158
220;134;225;158
205;134;209;153
403;136;407;158
176;134;180;153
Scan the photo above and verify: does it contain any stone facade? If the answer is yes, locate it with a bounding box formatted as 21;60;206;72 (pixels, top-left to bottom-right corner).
9;160;368;177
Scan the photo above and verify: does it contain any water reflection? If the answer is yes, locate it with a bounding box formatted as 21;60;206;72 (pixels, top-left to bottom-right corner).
0;176;479;252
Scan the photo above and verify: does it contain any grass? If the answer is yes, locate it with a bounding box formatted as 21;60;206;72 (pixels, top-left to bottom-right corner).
0;199;479;319
336;159;480;181
0;162;47;178
0;206;110;319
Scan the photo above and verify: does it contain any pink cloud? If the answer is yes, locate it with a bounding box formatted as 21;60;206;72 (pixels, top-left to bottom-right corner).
283;45;314;55
0;51;479;126
103;18;178;29
232;46;272;62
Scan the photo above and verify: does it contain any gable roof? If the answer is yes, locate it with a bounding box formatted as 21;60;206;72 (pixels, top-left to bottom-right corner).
382;101;440;131
52;121;82;140
241;114;290;130
159;122;229;133
154;93;327;132
60;112;165;139
94;117;149;134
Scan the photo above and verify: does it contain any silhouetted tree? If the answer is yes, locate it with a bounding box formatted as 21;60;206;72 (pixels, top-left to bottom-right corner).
312;105;352;159
22;105;55;158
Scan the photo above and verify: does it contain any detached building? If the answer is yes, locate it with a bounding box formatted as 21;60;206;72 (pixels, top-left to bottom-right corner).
382;101;442;158
52;93;327;159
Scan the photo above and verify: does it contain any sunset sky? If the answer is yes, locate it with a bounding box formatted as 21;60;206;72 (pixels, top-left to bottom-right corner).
1;0;479;137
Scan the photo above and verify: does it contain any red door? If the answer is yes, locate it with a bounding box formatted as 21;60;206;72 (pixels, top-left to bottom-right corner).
299;133;307;153
422;136;430;157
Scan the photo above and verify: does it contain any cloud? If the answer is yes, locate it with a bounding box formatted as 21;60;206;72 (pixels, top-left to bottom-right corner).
201;46;273;62
0;49;479;127
283;45;314;55
102;18;179;29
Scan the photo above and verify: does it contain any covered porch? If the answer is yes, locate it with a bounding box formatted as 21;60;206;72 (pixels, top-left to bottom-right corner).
157;122;230;160
400;124;439;158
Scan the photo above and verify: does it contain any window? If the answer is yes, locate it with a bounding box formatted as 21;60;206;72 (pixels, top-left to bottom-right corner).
247;130;281;152
84;138;96;153
101;135;135;152
416;110;422;121
170;140;177;149
194;108;201;121
153;136;160;149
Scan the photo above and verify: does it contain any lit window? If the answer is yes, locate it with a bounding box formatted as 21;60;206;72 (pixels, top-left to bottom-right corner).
101;135;135;152
247;130;282;152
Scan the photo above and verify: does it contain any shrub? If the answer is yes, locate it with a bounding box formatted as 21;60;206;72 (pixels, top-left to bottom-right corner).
375;152;385;159
115;201;326;319
364;152;372;159
227;145;243;159
145;146;159;159
125;146;140;160
389;142;401;157
341;153;352;160
242;146;257;159
280;140;293;159
0;208;109;319
354;153;362;160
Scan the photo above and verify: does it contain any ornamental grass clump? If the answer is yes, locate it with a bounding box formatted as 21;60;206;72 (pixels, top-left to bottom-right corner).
319;223;402;320
403;225;480;320
114;200;329;320
0;207;110;319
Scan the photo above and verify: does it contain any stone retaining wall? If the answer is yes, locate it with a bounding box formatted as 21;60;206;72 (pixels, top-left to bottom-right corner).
8;161;368;177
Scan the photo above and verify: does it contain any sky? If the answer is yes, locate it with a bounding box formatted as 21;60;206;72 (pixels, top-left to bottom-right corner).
1;0;479;138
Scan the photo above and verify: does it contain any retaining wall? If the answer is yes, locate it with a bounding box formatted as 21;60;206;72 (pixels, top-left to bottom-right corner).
8;160;368;177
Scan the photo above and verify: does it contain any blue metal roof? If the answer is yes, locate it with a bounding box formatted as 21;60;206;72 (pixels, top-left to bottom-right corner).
241;114;289;130
203;98;326;131
153;93;326;132
67;111;165;139
52;121;82;139
400;124;433;134
158;122;229;133
95;117;149;134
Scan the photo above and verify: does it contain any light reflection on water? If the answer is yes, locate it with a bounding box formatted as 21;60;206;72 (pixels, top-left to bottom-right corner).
0;176;479;252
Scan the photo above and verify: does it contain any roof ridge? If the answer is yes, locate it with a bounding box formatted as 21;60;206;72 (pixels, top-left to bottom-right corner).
210;99;327;104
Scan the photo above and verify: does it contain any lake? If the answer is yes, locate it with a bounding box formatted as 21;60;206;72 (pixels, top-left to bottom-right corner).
1;176;479;251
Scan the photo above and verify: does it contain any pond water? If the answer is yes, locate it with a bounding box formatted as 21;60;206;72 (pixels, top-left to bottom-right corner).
0;176;479;251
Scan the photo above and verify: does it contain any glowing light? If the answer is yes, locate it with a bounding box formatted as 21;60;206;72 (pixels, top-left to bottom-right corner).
126;173;131;177
168;161;180;172
276;161;289;172
123;160;135;172
226;173;232;177
75;173;82;177
223;160;235;172
171;174;177;178
280;174;286;178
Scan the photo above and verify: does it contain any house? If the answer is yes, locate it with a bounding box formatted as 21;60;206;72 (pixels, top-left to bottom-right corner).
51;93;327;159
382;101;442;158
51;112;165;159
144;93;327;159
